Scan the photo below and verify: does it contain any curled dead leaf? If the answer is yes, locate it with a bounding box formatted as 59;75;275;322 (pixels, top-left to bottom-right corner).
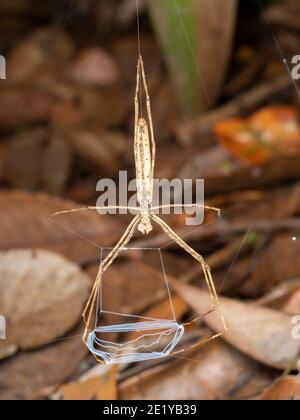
171;280;300;370
0;249;90;354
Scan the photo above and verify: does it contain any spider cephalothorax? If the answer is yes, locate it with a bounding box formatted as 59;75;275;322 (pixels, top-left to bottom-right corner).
137;214;153;234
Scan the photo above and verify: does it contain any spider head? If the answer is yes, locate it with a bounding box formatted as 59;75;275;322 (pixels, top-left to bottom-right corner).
138;216;153;235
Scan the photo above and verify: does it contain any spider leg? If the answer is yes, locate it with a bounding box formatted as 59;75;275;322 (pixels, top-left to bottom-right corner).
134;59;141;200
151;214;227;357
139;56;156;201
82;215;141;341
151;214;226;332
171;331;225;356
151;203;221;217
101;214;141;272
48;206;140;219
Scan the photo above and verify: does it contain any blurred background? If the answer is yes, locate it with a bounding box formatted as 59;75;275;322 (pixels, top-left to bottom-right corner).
0;0;300;400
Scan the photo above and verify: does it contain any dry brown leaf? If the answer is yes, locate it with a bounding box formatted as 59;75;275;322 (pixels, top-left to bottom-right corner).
0;249;89;354
59;366;117;400
0;128;72;194
260;376;300;400
151;80;179;142
0;86;53;127
50;85;130;128
187;340;275;400
0;329;87;400
171;280;300;370
85;259;180;345
235;234;300;298
120;339;275;400
120;357;217;400
0;190;122;262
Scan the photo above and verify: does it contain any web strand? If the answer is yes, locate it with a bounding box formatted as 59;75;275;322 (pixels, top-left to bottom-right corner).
136;0;142;57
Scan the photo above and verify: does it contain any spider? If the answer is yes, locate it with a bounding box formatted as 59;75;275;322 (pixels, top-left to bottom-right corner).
50;56;227;364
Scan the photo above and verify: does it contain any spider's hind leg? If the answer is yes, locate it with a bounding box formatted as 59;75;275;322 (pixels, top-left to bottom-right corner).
82;215;141;342
151;203;221;218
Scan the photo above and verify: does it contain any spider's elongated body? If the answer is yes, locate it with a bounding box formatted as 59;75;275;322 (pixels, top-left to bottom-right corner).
134;58;155;234
50;56;226;364
135;118;153;234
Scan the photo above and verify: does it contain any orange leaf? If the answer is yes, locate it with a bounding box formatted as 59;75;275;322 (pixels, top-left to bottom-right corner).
260;376;300;400
214;106;300;166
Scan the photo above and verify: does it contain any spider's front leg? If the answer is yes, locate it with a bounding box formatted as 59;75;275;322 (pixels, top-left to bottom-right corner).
82;215;141;340
151;203;221;218
150;214;226;333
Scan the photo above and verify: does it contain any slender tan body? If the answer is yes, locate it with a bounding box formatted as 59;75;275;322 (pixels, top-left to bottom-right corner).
134;57;156;234
135;118;153;233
